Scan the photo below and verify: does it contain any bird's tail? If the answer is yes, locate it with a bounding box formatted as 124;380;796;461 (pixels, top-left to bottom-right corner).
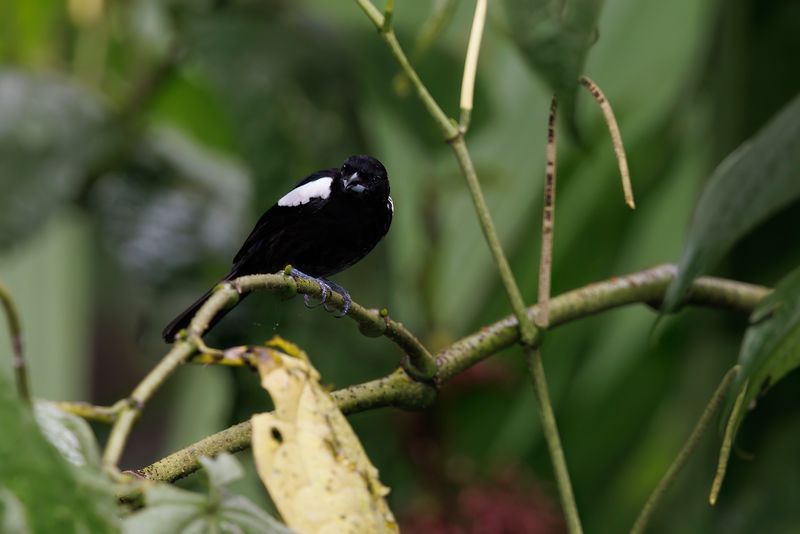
161;275;248;343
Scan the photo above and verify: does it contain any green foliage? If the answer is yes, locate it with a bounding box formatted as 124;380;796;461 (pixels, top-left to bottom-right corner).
664;95;800;311
0;377;118;532
504;0;604;127
123;454;293;534
0;0;799;532
726;265;800;435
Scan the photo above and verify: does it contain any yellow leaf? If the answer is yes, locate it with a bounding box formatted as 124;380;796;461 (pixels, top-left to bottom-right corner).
251;337;398;533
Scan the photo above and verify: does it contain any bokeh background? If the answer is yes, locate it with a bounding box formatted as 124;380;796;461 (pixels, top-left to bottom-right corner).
1;0;799;531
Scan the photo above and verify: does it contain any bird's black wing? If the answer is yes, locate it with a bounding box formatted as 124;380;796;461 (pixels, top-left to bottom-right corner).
230;168;338;268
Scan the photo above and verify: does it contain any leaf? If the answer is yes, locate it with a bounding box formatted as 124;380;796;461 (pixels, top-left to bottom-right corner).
505;0;605;125
663;94;800;311
123;453;293;534
726;265;800;431
0;374;118;532
250;337;398;533
711;265;800;499
34;401;102;469
198;452;244;489
0;70;111;250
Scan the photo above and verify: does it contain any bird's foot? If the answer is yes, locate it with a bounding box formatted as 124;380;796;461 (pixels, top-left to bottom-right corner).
321;279;352;318
289;268;351;317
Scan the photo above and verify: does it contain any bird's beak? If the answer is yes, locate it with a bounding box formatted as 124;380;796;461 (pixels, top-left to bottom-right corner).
344;172;359;187
344;172;366;193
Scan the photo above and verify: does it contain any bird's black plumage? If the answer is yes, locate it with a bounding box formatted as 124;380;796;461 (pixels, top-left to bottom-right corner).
162;155;393;342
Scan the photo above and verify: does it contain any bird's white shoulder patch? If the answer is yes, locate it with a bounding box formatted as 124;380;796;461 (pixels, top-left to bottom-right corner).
278;177;333;207
388;196;394;213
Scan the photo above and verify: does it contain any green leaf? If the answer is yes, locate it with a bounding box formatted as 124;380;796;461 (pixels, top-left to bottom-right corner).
123;453;293;534
198;453;244;489
726;265;800;430
505;0;605;125
711;265;800;499
0;70;111;250
0;374;118;532
663;94;800;311
33;401;102;469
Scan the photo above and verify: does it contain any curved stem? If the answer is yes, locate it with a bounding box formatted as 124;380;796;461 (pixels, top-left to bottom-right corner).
0;280;29;404
135;265;769;482
631;366;740;534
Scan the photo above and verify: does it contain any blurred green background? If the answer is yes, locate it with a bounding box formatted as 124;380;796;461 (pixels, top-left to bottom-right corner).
1;0;799;531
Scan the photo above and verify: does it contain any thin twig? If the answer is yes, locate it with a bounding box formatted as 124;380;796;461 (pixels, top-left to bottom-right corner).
579;75;635;209
237;272;438;380
0;280;29;404
54;400;127;424
103;341;199;467
709;378;748;505
526;347;582;532
632;366;740;534
353;0;458;140
135;265;769;483
538;97;558;328
459;0;488;132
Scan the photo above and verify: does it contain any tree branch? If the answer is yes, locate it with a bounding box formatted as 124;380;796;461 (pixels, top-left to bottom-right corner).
134;265;769;482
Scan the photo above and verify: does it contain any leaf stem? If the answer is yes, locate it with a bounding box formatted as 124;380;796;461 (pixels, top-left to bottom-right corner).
631;366;740;534
459;0;488;132
579;75;635;209
709;377;748;505
0;280;29;405
538;97;558;328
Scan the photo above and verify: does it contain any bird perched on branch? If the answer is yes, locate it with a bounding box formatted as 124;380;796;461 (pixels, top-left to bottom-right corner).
162;155;393;342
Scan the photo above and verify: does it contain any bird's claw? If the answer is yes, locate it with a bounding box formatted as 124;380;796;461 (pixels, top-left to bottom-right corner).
290;268;350;317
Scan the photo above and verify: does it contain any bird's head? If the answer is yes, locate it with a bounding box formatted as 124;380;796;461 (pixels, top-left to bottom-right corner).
338;155;389;201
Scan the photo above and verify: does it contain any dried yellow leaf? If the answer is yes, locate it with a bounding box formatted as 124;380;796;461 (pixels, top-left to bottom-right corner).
251;337;398;533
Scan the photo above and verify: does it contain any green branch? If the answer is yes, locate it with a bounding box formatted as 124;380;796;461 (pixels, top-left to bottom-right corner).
352;0;458;140
134;265;769;482
100;271;437;468
0;279;29;404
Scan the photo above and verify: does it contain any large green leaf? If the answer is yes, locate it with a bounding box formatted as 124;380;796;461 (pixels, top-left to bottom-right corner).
0;375;118;532
726;264;800;432
505;0;605;125
663;94;800;311
123;453;293;534
0;71;112;250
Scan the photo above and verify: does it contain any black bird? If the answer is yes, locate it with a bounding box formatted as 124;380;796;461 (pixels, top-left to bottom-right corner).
162;155;393;342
